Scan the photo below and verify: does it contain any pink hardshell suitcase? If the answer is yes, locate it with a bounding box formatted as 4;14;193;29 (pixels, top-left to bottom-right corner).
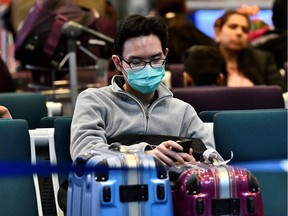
169;150;264;216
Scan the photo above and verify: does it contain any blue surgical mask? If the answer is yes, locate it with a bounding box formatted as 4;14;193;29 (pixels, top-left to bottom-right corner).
124;66;165;94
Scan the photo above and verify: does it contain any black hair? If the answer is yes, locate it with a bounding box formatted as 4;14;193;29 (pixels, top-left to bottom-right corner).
114;14;168;56
154;0;186;17
214;10;251;30
183;45;226;85
272;0;287;29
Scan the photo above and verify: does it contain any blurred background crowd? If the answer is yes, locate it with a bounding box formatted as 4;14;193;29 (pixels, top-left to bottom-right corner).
0;0;287;113
0;2;286;215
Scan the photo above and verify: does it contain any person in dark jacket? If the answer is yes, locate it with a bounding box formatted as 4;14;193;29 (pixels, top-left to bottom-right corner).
213;10;286;92
251;0;287;72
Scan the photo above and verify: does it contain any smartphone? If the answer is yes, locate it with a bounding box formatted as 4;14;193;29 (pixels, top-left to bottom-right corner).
172;139;192;153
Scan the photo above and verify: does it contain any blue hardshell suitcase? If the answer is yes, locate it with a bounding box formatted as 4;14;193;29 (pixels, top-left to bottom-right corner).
67;146;173;216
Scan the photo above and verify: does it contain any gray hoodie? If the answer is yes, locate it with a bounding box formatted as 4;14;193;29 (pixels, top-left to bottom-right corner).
70;75;215;161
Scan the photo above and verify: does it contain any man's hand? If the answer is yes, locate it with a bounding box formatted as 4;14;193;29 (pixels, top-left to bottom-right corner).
146;140;195;167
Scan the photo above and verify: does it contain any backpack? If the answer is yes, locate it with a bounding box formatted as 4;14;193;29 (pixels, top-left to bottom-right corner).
14;0;114;69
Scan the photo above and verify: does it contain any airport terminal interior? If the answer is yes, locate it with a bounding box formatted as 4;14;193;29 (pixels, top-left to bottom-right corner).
0;0;287;215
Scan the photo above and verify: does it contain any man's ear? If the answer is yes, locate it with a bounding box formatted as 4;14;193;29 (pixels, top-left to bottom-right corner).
216;73;225;86
214;28;221;43
183;71;193;87
112;55;122;71
165;48;169;56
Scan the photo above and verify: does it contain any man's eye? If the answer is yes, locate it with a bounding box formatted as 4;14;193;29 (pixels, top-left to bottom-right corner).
152;59;162;64
131;62;144;66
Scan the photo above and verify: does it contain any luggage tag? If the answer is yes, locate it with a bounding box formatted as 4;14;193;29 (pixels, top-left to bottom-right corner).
108;142;128;152
202;149;233;166
108;142;138;153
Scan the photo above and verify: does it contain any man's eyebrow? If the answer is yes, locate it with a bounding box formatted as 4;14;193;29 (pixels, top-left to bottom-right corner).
127;52;163;61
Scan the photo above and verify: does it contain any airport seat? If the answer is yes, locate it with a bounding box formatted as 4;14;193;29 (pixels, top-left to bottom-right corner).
232;159;287;216
198;108;286;123
54;117;73;185
251;167;287;216
166;64;185;88
39;116;58;128
0;119;39;215
30;116;72;216
213;109;287;161
172;86;285;114
29;127;58;216
198;110;221;122
0;92;48;129
50;117;73;214
38;116;73;170
213;109;288;215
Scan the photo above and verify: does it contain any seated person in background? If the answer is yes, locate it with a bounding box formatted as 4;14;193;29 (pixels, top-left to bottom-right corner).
152;0;215;64
0;106;12;119
70;14;216;167
213;10;286;92
182;45;226;86
251;0;287;75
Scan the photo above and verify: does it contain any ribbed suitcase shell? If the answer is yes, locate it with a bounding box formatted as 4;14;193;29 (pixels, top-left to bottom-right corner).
169;162;264;216
67;149;173;216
